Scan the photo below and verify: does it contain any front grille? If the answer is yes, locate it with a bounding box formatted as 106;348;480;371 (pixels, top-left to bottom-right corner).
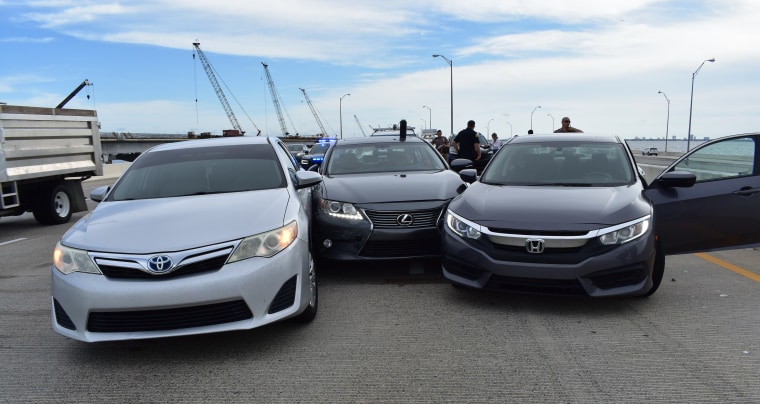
86;300;252;333
359;238;440;258
487;227;588;237
97;255;228;279
269;276;297;314
364;207;442;229
443;258;586;295
487;274;586;296
469;236;615;265
53;299;76;330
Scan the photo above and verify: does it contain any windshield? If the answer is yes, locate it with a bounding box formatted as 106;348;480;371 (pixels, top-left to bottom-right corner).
480;141;634;186
287;144;306;152
326;143;447;174
108;144;286;200
310;143;331;154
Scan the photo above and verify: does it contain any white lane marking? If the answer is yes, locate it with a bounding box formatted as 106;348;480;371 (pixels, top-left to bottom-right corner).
0;238;27;246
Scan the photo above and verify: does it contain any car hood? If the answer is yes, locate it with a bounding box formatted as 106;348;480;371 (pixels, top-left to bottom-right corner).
62;190;290;254
450;182;650;231
321;170;464;204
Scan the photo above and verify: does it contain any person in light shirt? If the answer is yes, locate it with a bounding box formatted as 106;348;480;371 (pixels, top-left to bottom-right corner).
490;132;501;153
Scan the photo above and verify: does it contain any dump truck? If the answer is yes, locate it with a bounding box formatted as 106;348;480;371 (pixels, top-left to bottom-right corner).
0;104;102;225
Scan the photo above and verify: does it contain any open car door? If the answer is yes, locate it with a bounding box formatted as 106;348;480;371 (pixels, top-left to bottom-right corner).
645;133;760;255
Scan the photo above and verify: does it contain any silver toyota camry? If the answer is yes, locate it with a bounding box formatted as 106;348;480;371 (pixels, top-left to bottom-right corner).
51;136;322;342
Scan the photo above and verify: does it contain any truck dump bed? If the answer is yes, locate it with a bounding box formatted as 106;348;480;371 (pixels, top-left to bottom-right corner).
0;104;103;182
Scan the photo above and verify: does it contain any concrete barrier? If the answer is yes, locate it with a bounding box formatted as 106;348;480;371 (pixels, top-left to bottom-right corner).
639;164;667;181
85;162;130;182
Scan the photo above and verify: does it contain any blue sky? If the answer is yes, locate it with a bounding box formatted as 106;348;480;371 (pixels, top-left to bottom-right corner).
1;0;758;140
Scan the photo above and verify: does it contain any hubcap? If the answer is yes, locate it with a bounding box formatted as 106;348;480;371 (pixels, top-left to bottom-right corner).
54;191;71;217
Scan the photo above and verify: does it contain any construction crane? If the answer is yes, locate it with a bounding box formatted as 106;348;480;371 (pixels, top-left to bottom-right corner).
56;79;92;109
261;62;298;137
300;88;329;137
192;41;246;135
354;115;368;137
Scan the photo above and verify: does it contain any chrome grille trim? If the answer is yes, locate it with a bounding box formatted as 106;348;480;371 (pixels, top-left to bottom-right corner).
90;242;237;278
363;207;443;229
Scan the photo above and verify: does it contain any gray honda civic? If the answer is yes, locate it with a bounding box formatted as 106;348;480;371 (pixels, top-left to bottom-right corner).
443;133;760;297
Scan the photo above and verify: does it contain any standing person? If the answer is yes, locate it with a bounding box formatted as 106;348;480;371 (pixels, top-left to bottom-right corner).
554;117;584;133
431;129;450;161
490;132;501;153
453;120;481;161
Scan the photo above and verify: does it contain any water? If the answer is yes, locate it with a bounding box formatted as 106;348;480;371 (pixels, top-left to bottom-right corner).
625;139;705;154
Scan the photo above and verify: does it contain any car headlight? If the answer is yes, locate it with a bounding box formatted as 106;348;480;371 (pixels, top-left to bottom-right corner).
318;198;363;220
228;221;298;262
53;242;101;275
446;211;482;240
598;217;650;245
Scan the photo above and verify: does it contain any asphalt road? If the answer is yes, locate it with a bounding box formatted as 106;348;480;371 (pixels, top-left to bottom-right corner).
1;179;759;402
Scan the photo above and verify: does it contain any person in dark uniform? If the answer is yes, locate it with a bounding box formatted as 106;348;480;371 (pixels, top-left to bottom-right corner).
453;120;481;161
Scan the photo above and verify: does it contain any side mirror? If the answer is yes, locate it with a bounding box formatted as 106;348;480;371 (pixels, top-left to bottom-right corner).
459;168;478;184
449;158;473;173
295;170;322;188
90;185;110;202
655;170;697;188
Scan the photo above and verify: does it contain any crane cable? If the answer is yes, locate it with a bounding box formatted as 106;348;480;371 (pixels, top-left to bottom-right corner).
193;48;199;127
192;45;261;135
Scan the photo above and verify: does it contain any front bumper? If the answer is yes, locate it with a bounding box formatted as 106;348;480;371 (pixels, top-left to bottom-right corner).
441;225;657;297
51;239;312;342
312;207;444;261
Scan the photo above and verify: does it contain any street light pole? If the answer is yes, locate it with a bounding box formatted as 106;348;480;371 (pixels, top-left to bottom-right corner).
658;91;671;153
530;105;541;132
487;118;494;135
547;113;555;132
433;54;453;137
339;93;350;139
420;119;426;130
686;58;715;151
505;121;512;137
422;105;431;130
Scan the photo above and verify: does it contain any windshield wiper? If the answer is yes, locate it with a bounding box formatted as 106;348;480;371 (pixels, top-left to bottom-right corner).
528;182;593;187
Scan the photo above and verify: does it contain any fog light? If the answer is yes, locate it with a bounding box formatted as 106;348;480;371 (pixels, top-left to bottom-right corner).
323;239;333;248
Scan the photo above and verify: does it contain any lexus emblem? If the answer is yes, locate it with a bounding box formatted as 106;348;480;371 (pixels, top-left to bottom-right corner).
525;239;545;254
397;214;414;226
147;255;173;273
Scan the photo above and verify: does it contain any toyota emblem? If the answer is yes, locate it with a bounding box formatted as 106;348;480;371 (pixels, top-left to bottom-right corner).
147;255;173;273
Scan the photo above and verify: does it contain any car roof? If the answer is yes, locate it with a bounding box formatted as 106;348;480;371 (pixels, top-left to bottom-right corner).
333;135;428;146
147;136;273;152
507;133;624;145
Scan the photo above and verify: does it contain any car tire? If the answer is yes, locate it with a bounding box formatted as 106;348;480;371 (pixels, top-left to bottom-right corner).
293;253;318;323
32;182;73;225
644;245;665;297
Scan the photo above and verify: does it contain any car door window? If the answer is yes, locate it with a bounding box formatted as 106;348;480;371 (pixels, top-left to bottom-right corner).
276;142;300;171
670;136;756;182
648;134;760;255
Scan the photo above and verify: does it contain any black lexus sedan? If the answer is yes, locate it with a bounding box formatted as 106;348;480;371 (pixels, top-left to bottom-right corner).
312;133;467;261
443;133;760;297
